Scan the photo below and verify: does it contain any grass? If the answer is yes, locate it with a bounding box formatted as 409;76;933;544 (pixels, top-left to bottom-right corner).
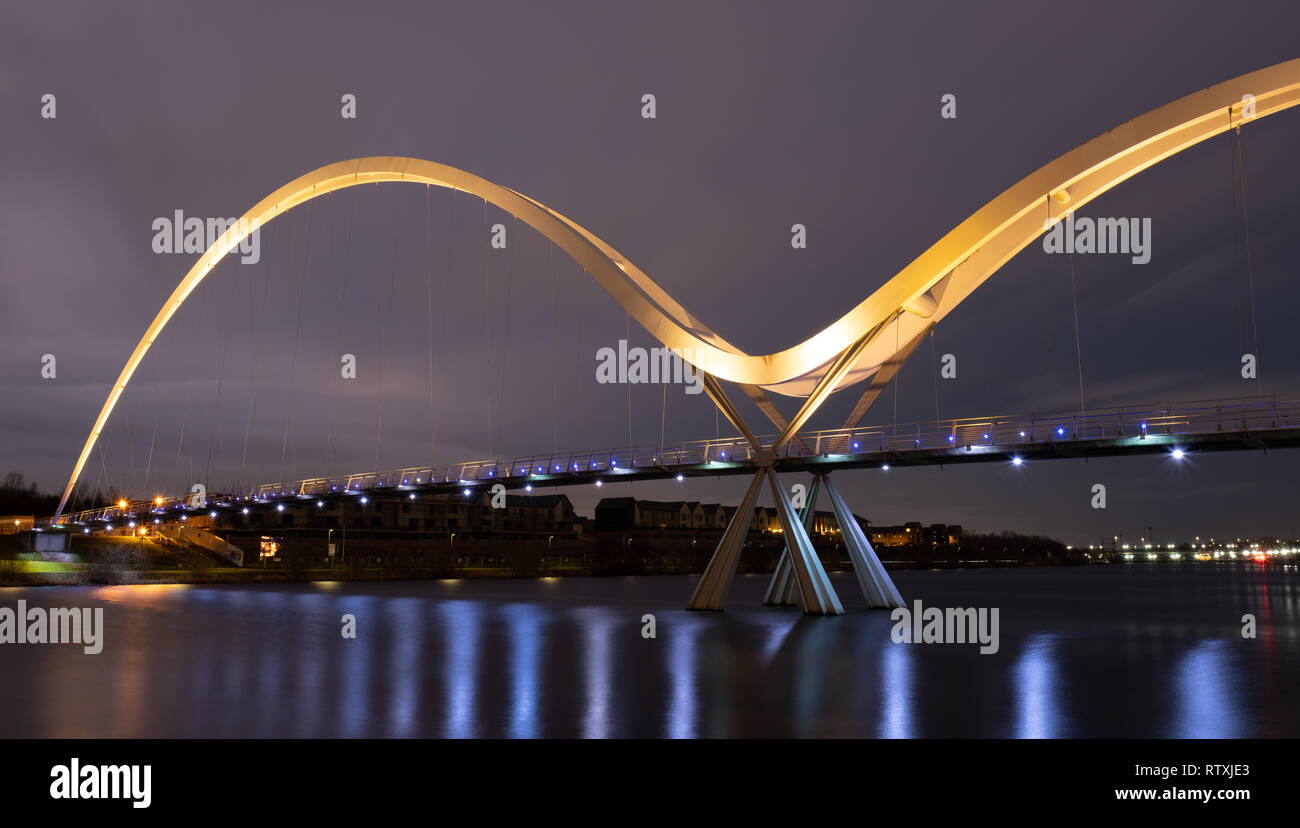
18;560;86;573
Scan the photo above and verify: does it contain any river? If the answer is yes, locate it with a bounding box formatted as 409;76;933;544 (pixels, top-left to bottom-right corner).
0;563;1295;737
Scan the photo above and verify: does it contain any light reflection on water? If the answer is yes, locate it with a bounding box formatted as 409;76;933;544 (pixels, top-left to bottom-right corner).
504;603;542;739
575;606;614;739
1015;635;1060;739
442;599;480;739
880;643;913;739
1175;640;1240;739
0;565;1295;738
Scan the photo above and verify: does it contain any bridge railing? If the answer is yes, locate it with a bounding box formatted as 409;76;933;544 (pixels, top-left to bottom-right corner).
43;393;1300;527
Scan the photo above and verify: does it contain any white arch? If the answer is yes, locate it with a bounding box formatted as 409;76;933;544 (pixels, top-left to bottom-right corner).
54;57;1300;519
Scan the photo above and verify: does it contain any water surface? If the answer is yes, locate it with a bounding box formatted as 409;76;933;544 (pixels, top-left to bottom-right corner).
0;564;1295;737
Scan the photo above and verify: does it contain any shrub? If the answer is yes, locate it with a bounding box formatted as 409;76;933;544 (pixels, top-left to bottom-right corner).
0;558;24;584
86;543;147;585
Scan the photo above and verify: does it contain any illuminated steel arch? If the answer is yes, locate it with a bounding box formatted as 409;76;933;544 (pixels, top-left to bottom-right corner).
54;57;1300;520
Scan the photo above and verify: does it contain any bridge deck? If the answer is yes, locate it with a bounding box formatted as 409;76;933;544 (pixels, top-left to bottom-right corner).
44;394;1300;528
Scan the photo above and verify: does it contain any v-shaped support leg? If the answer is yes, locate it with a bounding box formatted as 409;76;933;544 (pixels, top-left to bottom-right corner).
822;473;904;608
763;474;822;606
764;468;843;615
687;469;765;611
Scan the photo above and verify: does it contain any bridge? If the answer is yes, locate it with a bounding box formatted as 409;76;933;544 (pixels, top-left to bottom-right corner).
48;392;1300;518
40;58;1300;615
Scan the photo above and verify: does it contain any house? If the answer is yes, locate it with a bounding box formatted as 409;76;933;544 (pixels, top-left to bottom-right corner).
0;515;34;535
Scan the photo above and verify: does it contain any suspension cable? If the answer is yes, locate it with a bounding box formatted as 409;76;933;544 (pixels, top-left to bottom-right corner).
143;352;160;492
287;198;314;483
930;327;940;421
549;240;558;454
241;202;279;490
1234;126;1263;397
425;185;435;469
1045;196;1055;397
374;186;400;472
325;185;358;476
142;244;163;491
316;183;336;480
272;206;294;485
280;197;314;485
95;422;112;505
432;188;454;468
892;311;900;433
626;310;632;448
1228;120;1246;363
1068;248;1086;416
203;244;241;488
660;372;667;459
482;199;493;458
122;385;135;496
570;267;585;448
495;215;516;457
176;365;192;493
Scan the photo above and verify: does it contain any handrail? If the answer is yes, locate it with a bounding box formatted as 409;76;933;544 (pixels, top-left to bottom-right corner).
43;393;1300;527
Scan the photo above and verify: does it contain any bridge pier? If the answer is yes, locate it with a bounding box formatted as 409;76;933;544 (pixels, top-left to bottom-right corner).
686;470;764;611
763;474;821;607
763;471;904;610
822;475;903;608
764;468;842;614
688;468;843;615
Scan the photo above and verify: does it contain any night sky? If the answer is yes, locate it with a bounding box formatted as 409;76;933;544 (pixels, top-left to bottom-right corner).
2;0;1299;545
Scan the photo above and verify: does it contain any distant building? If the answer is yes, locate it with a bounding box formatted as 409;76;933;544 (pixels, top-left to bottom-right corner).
492;494;576;535
700;504;727;529
0;515;34;535
869;522;962;548
744;507;870;536
221;492;577;537
594;497;637;531
595;498;720;531
599;499;867;536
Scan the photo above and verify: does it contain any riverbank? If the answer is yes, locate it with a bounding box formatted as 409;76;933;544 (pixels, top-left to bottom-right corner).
0;555;1128;588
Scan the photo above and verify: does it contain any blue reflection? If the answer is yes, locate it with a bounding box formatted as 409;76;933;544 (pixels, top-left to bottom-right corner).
504;603;544;739
1175;640;1240;738
220;590;251;736
442;600;481;738
879;643;913;738
792;620;837;737
255;590;286;735
758;615;801;669
293;592;327;738
666;615;703;738
1015;635;1061;739
387;597;423;737
573;607;616;739
341;596;375;738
